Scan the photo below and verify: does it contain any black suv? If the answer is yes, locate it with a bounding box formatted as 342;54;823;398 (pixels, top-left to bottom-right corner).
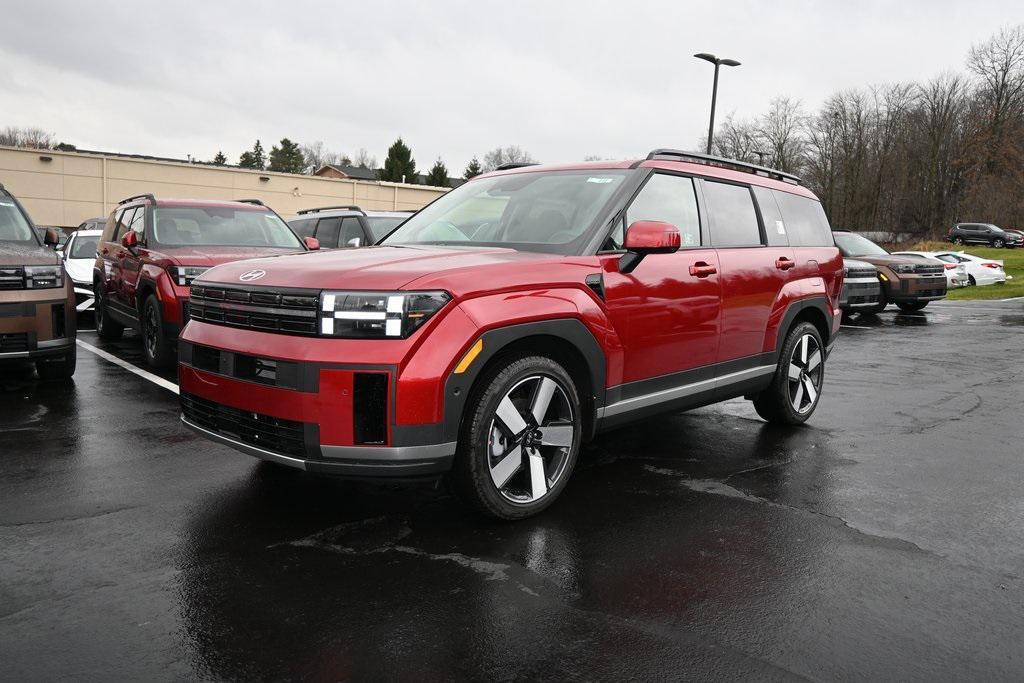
287;206;413;249
948;223;1021;248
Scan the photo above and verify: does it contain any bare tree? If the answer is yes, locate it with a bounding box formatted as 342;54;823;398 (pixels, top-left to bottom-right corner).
481;146;538;172
352;148;376;169
0;126;56;149
710;115;761;163
756;97;806;174
300;140;341;174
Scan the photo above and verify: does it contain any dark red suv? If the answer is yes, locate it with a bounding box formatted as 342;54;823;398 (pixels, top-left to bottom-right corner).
178;151;843;519
93;195;315;367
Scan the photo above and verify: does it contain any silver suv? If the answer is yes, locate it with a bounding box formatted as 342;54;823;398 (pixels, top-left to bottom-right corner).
287;205;413;249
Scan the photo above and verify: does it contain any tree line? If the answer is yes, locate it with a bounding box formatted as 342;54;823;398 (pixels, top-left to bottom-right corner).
705;24;1024;238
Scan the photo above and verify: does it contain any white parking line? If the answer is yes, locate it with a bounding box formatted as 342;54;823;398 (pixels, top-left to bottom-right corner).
840;324;872;330
76;339;179;395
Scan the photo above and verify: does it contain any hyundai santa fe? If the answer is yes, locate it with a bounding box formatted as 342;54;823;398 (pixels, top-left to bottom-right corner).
93;195;315;367
178;151;844;519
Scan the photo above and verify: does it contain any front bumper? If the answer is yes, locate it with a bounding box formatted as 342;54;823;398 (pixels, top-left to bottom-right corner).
0;290;76;361
840;276;882;310
886;273;947;302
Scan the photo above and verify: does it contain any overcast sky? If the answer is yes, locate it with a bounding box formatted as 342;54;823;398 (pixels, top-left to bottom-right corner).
0;0;1017;172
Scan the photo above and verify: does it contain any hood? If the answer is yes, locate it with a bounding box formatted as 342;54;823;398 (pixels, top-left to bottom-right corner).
64;257;93;284
842;258;876;271
0;240;60;267
148;245;302;268
197;245;555;293
851;254;920;268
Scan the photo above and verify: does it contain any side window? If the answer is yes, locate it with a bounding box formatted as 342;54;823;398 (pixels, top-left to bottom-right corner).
339;217;365;247
703;181;763;247
752;186;789;247
289;218;316;238
129;206;146;239
114;207;136;241
772;190;833;247
314;218;342;248
610;173;700;249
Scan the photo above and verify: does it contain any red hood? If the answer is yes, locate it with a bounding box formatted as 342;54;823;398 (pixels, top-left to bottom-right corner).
149;245;302;268
196;245;558;293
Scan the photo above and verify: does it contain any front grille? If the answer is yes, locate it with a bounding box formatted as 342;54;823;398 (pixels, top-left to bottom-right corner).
181;392;308;457
846;268;877;278
847;294;880;305
0;267;24;290
913;264;945;276
189;284;320;336
0;332;29;352
917;289;945;297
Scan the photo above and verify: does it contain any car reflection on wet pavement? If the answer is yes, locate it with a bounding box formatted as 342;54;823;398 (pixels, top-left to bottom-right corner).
2;301;1023;680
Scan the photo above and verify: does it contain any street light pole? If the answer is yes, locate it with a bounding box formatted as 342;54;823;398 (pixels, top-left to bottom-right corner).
694;53;741;155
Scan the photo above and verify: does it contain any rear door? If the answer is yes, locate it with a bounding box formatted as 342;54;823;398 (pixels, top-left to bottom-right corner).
702;179;788;364
601;172;721;384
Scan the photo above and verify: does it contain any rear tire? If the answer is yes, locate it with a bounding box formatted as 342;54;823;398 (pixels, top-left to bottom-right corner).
753;322;824;426
36;347;76;381
141;295;173;368
896;301;928;311
968;275;977;286
94;284;124;340
452;354;582;520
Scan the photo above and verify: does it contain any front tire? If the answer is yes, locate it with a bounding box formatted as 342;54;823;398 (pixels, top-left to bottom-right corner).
36;347;76;381
954;237;965;245
452;355;582;520
993;238;1005;248
94;284;124;340
753;322;825;425
896;301;928;311
141;295;173;368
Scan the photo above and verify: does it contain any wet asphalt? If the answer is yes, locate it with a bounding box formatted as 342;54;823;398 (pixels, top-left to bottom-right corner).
2;301;1023;681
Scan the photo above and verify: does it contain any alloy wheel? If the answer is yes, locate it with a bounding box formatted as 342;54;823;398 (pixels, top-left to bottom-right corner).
787;334;823;415
486;375;576;504
143;303;159;358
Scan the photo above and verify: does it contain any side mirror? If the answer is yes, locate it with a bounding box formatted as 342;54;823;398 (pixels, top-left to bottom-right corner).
44;228;60;248
619;220;680;274
304;236;320;250
121;230;139;251
346;237;362;248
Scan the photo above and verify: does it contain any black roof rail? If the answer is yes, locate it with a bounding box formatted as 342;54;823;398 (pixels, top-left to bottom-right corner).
494;162;539;171
296;205;366;215
118;193;157;205
236;198;265;206
645;149;801;185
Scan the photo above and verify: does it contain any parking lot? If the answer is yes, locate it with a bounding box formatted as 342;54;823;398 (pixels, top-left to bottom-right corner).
2;300;1022;680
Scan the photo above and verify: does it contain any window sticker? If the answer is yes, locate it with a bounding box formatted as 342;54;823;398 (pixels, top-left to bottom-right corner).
0;201;15;207
683;233;696;246
775;220;786;235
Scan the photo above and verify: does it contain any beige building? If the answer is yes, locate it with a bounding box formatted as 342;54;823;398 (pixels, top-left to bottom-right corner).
0;145;448;228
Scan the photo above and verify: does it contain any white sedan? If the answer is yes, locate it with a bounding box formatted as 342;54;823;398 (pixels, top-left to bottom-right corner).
928;251;1009;286
60;229;103;311
891;250;970;288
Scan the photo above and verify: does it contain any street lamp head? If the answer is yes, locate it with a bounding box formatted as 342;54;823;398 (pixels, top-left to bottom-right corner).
720;58;741;67
693;53;718;64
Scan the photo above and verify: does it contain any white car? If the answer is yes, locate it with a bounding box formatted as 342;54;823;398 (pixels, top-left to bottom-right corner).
892;251;970;288
929;251;1009;286
61;229;102;311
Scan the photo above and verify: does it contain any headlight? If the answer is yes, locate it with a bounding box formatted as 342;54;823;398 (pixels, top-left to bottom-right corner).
319;291;450;338
891;263;916;274
168;266;209;286
24;265;64;289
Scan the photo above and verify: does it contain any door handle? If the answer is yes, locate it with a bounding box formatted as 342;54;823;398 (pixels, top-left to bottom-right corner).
689;262;717;277
775;257;795;271
101;248;109;255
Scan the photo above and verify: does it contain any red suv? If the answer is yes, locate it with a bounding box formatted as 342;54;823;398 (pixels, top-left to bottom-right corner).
93;195;315;367
178;151;843;519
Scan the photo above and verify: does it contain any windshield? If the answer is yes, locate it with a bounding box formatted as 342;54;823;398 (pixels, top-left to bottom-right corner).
151;208;303;249
0;198;38;245
69;234;100;259
833;232;889;257
382;170;628;254
365;216;407;241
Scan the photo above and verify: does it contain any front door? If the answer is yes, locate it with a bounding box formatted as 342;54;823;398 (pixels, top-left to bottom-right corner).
104;206;135;310
119;206;147;309
601;172;722;386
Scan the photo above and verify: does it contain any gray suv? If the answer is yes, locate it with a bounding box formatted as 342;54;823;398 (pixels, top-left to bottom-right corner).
287;205;413;249
948;223;1021;248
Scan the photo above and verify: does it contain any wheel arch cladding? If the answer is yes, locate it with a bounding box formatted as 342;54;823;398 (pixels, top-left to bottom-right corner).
772;297;832;359
443;319;607;444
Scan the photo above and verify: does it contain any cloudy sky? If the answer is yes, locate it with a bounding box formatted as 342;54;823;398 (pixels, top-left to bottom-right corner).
0;0;1016;171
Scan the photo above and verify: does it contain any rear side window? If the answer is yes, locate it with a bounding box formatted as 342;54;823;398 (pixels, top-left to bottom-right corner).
289;218;316;238
751;186;789;247
314;218;342;247
612;173;701;249
339;217;365;247
114;207;137;240
703;181;762;247
772;191;834;247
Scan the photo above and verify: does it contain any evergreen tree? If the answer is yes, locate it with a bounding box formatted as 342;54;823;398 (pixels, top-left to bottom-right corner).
463;156;483;179
378;137;416;183
268;138;305;174
425;158;450;187
212;151;227;165
238;140;265;170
